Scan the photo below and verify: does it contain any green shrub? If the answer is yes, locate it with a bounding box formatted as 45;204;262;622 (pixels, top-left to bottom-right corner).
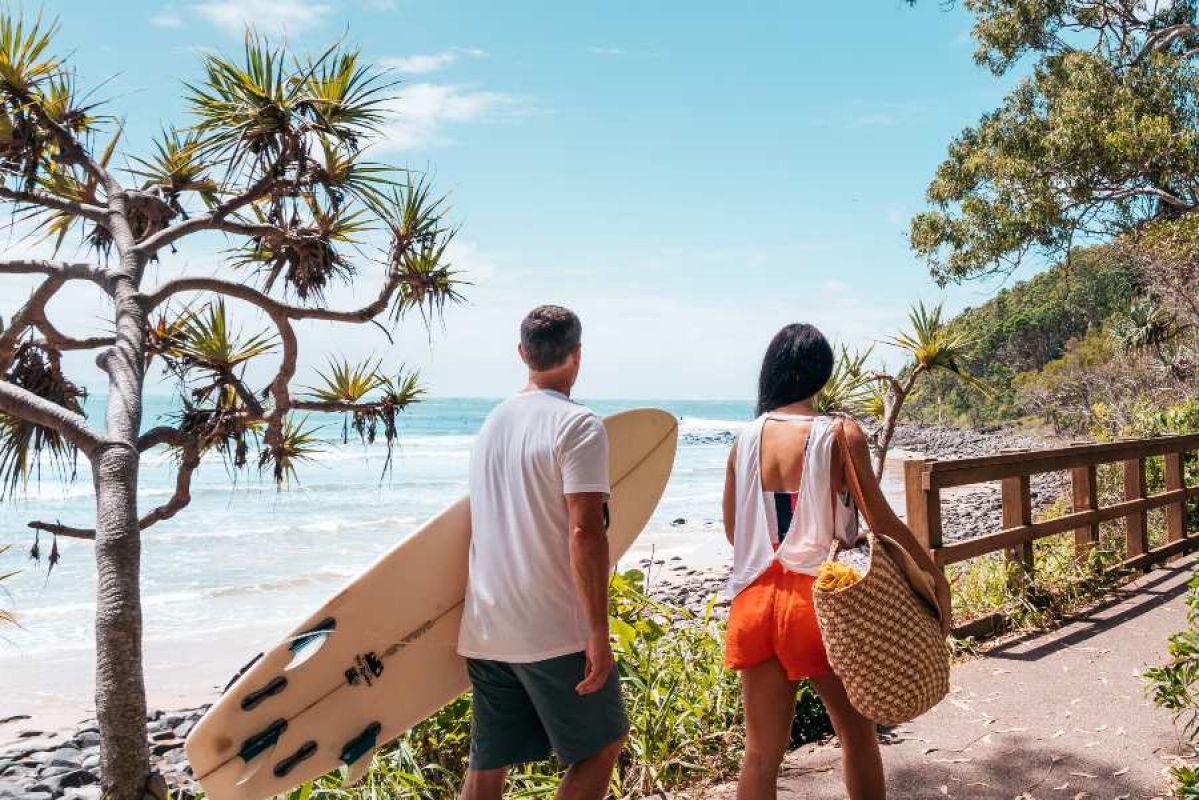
1145;571;1199;797
275;569;829;800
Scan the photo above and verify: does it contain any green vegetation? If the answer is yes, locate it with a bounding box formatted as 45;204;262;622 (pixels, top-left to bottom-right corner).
909;0;1199;284
1146;573;1199;797
904;248;1138;427
268;571;829;799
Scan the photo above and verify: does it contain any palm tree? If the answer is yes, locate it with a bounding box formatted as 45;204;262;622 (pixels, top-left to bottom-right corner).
0;17;460;798
871;302;988;476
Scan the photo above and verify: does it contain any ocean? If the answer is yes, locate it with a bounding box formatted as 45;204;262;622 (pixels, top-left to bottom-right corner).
0;395;907;725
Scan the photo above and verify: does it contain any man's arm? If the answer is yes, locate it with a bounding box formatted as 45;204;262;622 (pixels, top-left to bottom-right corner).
566;491;613;695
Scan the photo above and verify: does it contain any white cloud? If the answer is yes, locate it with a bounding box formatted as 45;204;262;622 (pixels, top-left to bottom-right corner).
381;48;486;75
151;7;185;28
588;46;624;56
190;0;336;36
379;83;528;150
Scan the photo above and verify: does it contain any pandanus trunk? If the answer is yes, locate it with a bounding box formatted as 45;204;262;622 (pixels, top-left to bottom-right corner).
94;278;153;800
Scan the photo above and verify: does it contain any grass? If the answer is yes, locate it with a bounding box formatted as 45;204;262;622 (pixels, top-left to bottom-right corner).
262;569;829;800
946;458;1197;644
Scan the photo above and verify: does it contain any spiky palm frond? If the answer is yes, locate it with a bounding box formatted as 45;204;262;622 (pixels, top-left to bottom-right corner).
371;176;450;253
310;135;395;208
0;544;17;628
233;197;369;300
129;128;219;210
1111;296;1178;354
814;345;875;415
147;302;202;359
172;300;277;372
0;12;61;100
0;346;85;499
393;236;464;323
889;301;990;395
380;369;425;409
299;48;393;147
187;34;305;166
306;357;386;404
31;125;119;255
260;416;322;486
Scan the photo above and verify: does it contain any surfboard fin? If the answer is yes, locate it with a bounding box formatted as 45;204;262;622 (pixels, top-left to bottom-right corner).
343;751;375;787
340;722;382;787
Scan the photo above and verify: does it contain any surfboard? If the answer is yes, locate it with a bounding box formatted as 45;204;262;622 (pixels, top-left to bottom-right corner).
185;408;679;800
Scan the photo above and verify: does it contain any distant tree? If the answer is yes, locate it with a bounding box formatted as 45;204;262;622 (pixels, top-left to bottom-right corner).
814;304;987;477
0;15;458;800
909;0;1199;283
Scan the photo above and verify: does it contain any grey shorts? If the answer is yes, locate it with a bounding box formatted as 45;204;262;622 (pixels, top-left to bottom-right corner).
466;651;628;770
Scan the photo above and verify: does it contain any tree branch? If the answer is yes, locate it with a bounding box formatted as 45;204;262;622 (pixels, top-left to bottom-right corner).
137;426;186;452
134;166;284;255
0;185;108;223
0;258;109;286
0;275;67;372
0;381;104;455
143;273;403;324
27;520;95;540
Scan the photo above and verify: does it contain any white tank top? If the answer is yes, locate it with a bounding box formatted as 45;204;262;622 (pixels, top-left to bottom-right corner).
724;414;859;598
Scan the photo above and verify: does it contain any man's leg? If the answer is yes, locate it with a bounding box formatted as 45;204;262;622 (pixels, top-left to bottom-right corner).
464;659;552;799
555;734;625;800
460;766;507;800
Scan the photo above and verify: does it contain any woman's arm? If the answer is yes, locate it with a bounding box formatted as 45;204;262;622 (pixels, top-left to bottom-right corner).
723;441;737;546
841;417;953;634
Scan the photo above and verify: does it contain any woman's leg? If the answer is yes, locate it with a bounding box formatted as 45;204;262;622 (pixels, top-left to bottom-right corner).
810;673;885;800
737;658;798;800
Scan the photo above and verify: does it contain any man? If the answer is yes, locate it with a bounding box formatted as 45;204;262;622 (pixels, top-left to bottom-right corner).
458;305;627;800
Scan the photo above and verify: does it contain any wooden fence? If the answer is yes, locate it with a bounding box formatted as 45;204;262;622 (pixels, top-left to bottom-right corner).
902;434;1199;638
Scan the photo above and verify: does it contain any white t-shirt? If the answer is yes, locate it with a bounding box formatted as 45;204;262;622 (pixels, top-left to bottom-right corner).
457;389;610;662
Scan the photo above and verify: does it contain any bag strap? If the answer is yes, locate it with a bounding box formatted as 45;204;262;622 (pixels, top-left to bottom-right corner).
832;416;945;622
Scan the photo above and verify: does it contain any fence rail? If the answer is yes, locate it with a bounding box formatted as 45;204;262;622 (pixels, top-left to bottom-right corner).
902;433;1199;638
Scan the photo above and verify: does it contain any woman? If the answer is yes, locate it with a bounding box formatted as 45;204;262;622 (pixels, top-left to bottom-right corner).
722;323;952;800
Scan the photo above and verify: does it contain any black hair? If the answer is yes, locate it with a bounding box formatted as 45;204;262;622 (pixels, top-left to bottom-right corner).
755;323;834;415
520;305;582;371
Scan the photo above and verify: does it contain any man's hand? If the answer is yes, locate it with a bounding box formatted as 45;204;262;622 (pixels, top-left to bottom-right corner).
934;574;953;638
576;632;615;695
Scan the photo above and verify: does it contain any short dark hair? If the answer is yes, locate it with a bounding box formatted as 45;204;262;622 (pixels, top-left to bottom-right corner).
756;323;834;415
520;305;582;371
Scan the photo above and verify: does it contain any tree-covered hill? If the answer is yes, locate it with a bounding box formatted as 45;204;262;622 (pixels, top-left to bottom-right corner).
906;248;1140;426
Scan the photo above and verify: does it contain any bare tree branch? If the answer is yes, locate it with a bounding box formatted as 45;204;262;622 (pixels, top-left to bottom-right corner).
31;318;115;352
28;443;202;539
137;426;186;452
0;258;109;286
143;273;403;324
0;381;104;455
0;185;107;223
27;520;95;540
0;275;67;372
134;165;285;255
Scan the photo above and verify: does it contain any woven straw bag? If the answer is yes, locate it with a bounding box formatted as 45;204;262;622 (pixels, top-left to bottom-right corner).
811;421;950;726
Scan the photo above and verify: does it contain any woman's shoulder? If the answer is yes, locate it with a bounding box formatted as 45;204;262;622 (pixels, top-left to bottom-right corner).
825;413;868;443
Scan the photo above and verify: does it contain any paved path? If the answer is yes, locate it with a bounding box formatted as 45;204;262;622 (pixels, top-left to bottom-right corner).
694;557;1198;800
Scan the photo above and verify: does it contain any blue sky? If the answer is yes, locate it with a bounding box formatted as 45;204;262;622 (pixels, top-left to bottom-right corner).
1;1;1031;400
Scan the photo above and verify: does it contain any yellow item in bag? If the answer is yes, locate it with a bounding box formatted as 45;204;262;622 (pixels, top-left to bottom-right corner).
815;560;861;592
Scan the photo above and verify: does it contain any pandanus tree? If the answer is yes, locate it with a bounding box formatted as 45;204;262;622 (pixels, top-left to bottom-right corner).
815;303;988;478
0;15;459;800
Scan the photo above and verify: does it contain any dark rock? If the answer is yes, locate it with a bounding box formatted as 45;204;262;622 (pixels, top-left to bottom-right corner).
150;741;180;757
173;719;196;740
72;732;99;749
0;717;31;726
42;769;98;792
149;731;175;742
671;518;686;526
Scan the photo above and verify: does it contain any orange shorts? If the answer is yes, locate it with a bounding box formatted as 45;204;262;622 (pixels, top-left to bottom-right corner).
724;561;833;681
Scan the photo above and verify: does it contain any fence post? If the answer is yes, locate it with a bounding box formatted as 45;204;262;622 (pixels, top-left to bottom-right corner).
904;458;942;552
1124;457;1149;565
1165;450;1187;553
1071;463;1099;563
1001;473;1033;589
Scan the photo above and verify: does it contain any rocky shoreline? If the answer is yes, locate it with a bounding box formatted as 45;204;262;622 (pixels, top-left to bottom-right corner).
0;707;207;800
0;421;1063;800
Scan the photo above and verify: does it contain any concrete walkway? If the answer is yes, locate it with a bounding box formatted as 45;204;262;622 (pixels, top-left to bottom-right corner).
695;557;1198;800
